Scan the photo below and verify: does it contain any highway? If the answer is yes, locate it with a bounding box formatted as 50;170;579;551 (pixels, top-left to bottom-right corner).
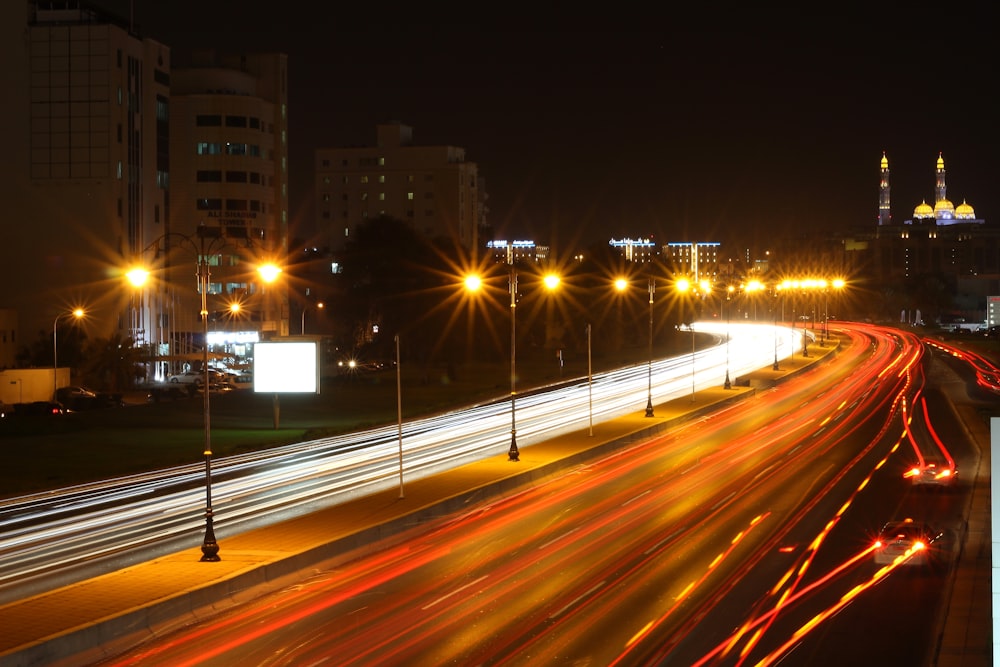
95;322;973;666
0;321;799;604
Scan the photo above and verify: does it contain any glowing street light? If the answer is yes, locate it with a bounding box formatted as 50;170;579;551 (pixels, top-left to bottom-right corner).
301;301;324;335
464;268;560;462
645;277;656;417
724;284;735;390
126;225;281;562
52;308;85;400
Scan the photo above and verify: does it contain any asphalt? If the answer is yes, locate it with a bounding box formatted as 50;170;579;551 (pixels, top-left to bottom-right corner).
0;337;990;667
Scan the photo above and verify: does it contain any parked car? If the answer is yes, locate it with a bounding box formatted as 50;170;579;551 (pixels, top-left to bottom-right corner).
10;401;66;416
167;370;223;385
56;386;124;411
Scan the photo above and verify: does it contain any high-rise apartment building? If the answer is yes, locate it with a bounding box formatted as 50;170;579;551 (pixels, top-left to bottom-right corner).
315;122;484;253
1;1;169;350
159;50;290;364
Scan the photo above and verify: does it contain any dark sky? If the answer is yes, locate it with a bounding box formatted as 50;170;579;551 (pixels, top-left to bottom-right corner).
96;2;998;253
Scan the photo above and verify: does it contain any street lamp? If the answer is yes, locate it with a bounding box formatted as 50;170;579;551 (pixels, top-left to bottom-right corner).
465;268;558;462
724;284;734;389
301;301;324;334
53;308;85;400
645;277;655;417
675;278;699;402
773;284;783;371
126;225;281;562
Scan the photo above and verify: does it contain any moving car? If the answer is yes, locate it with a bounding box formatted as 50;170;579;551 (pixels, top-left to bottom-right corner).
873;519;944;567
906;462;957;489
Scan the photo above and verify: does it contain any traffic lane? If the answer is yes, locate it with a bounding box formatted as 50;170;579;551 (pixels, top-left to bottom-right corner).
101;332;904;665
744;363;973;666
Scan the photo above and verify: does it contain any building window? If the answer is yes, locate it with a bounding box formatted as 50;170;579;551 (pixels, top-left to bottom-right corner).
196;114;223;126
378;157;385;166
379;193;385;201
249;117;261;129
227;199;247;211
407;192;414;200
197;199;222;210
361;192;368;201
378;175;385;183
226;171;248;183
342;175;349;184
197;170;223;182
226;115;247;127
249;172;261;184
360;176;369;184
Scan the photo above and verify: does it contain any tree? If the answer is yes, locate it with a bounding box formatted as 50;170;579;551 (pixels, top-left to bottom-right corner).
79;333;143;392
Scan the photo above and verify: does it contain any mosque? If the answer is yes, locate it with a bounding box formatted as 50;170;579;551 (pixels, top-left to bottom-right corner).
878;151;984;226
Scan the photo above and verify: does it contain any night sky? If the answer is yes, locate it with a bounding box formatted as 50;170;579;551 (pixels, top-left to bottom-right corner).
96;2;998;254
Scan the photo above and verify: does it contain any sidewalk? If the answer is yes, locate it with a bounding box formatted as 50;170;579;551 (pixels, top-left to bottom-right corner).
0;338;987;667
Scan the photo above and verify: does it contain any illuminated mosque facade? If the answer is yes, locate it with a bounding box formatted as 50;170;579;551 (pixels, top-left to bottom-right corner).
878;151;984;227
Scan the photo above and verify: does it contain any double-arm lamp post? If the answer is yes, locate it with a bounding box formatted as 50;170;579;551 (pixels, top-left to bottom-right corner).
53;308;85;400
464;267;560;462
126;225;281;562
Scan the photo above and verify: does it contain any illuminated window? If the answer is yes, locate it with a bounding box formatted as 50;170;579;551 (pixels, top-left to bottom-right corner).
407;192;414;200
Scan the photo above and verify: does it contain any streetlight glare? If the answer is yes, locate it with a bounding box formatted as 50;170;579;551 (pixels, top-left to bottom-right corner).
675;277;691;293
126;267;150;287
614;278;628;292
464;274;483;292
543;274;560;290
257;263;282;283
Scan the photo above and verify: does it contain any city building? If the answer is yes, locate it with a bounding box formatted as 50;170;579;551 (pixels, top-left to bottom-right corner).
314;122;485;253
487;240;550;264
0;2;289;379
663;242;721;282
0;1;169;349
608;238;658;264
146;49;290;379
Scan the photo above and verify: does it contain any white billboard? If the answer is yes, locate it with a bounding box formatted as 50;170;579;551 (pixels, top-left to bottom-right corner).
253;340;320;394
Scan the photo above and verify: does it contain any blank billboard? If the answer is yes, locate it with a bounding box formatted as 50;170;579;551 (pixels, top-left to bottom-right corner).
253;340;320;393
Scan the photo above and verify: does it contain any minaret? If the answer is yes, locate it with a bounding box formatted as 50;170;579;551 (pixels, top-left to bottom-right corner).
935;152;946;206
878;151;891;226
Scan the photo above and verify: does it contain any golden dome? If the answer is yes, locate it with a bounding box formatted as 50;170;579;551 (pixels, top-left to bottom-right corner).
913;200;934;218
955;199;976;219
934;198;955;216
937;152;945;170
881;152;888;169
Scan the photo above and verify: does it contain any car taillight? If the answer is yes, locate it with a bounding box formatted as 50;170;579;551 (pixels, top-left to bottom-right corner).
912;541;926;551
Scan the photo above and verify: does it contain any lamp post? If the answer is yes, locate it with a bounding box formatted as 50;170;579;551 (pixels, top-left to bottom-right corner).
724;284;734;389
464;269;558;462
508;269;519;461
53;308;85;401
773;285;782;371
126;224;281;562
645;277;655;417
301;301;324;335
586;323;593;436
